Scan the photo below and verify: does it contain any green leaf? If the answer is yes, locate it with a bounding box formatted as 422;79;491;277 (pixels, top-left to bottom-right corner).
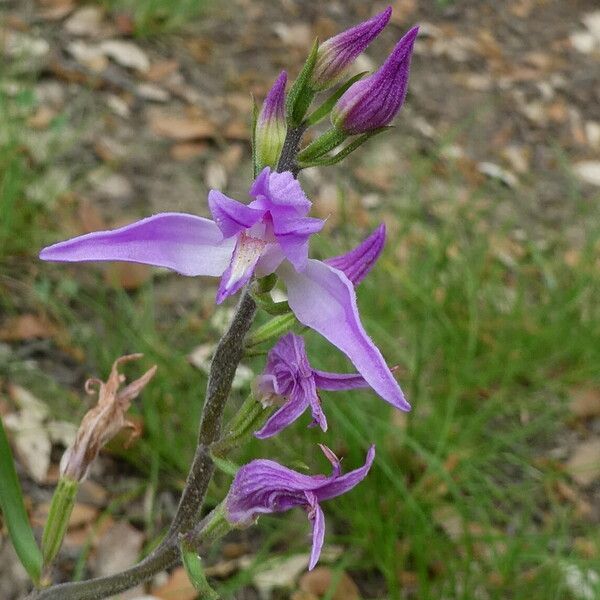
297;127;347;162
298;127;391;168
305;71;368;127
0;416;43;585
286;38;319;127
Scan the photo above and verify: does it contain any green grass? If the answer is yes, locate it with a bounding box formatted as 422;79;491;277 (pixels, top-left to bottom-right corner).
98;0;210;36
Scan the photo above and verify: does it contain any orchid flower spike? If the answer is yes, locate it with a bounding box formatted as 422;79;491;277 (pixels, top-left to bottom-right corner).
332;25;419;134
226;444;375;570
254;332;369;438
310;7;392;91
255;71;287;170
39;169;409;412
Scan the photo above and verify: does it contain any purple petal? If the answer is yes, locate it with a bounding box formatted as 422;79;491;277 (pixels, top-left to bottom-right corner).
313;370;368;391
332;26;419;134
305;492;325;571
255;244;286;277
302;377;327;432
226;459;326;523
258;71;287;125
315;445;376;502
217;233;267;303
274;216;325;271
39;213;235;277
250;169;311;216
208;190;264;239
325;224;386;286
248;166;271;200
254;388;310;439
311;7;392;90
279;260;410;411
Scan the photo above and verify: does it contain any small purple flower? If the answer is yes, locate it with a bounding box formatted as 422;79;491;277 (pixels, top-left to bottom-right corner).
226;444;375;569
331;26;419;135
39;171;409;412
255;71;287;169
310;7;392;91
254;332;369;439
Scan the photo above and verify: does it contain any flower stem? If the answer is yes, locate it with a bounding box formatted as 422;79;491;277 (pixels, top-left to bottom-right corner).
28;123;304;600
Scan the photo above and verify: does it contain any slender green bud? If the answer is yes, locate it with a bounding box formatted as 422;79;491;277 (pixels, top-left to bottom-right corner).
41;477;78;567
255;72;288;170
246;313;296;348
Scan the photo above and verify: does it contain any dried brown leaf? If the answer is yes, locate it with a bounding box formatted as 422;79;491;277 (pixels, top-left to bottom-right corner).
149;112;216;141
565;440;600;486
0;314;57;341
299;567;360;600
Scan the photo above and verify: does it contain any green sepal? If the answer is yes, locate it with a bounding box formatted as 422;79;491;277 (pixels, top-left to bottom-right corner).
286;38;319;127
305;71;368;127
0;415;43;585
298;127;391;169
41;477;78;568
297;127;347;162
213;393;271;456
246;313;297;348
211;455;241;477
180;544;220;600
253;292;291;316
255;273;278;295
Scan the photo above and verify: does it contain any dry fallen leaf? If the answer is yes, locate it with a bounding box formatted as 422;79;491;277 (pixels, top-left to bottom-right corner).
565;440;600;487
149;112;216;141
253;554;310;597
151;567;197;600
170;142;208;161
94;521;144;575
299;567;360;600
99;40;150;72
27;106;57;129
0;314;57;341
569;387;600;419
64;6;105;37
574;162;600;187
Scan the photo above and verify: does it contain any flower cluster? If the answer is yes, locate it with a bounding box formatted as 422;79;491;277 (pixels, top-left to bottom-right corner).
40;6;417;573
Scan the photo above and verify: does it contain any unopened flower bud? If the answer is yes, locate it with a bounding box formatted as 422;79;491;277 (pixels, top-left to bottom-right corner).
310;7;392;91
60;354;156;482
331;26;419;135
255;71;287;170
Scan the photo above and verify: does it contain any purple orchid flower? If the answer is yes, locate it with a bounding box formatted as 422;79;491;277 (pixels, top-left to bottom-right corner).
254;332;369;439
226;444;375;569
310;6;392;91
332;25;419;135
255;71;287;169
39;169;409;412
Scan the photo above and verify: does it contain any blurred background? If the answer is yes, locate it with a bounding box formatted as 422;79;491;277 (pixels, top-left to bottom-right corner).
1;0;599;598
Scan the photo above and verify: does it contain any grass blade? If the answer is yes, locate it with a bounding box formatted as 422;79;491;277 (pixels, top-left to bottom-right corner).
0;415;43;585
